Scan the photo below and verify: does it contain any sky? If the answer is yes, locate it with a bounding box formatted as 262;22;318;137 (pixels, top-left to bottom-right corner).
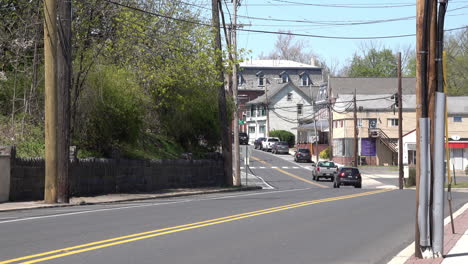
210;0;468;71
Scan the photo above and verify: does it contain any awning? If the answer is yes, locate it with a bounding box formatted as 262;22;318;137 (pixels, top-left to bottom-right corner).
448;142;468;149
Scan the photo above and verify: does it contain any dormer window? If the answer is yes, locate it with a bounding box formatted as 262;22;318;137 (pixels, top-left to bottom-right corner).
300;74;310;86
279;71;289;83
287;92;293;101
256;71;264;86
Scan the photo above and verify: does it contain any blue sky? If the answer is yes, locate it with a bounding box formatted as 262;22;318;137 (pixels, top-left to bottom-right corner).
215;0;468;70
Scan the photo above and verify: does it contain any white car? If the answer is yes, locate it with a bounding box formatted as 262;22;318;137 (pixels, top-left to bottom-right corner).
261;137;280;152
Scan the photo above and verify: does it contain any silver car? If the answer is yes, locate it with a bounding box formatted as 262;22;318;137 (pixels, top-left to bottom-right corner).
272;141;289;154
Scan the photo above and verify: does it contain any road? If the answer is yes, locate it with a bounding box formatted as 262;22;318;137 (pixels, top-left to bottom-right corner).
1;149;468;264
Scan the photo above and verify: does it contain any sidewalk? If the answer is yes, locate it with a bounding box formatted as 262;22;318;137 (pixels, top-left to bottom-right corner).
0;186;261;212
389;202;468;264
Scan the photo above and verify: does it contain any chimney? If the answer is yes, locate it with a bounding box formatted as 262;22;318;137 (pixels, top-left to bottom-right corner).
310;57;316;67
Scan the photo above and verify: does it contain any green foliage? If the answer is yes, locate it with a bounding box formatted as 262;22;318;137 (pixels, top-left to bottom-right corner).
465;165;468;176
348;48;397;77
319;147;330;160
74;65;147;157
269;130;295;147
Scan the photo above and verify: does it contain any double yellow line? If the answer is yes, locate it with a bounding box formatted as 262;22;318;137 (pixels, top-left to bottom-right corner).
251;156;328;188
1;189;391;264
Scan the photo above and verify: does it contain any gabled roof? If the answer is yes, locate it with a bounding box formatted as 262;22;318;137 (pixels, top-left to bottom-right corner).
334;94;417;111
240;59;321;69
330;77;416;96
246;83;313;105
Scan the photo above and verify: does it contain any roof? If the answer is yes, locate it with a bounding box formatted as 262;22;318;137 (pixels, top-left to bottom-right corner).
448;96;468;114
334;94;417;111
297;120;329;131
246;83;314;105
330;77;416;96
240;59;321;69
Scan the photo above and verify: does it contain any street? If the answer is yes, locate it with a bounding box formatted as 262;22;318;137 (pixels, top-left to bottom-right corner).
1;149;468;264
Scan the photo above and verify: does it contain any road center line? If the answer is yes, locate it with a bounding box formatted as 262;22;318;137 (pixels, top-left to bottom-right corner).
252;156;327;188
0;189;392;264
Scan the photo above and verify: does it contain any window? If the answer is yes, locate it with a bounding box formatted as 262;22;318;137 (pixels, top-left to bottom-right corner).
340;120;344;128
248;126;256;134
259;125;266;133
258;75;264;86
387;118;399;127
281;74;288;83
357;119;363;127
238;74;243;85
297;104;303;115
287;92;293;101
454;116;462;122
301;74;309;86
369;118;377;128
261;106;266;116
250;106;255;117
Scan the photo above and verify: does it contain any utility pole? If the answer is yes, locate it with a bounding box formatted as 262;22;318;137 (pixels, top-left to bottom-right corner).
212;0;233;186
398;52;404;190
232;0;240;186
353;90;358;167
44;0;58;203
56;0;71;203
328;76;333;160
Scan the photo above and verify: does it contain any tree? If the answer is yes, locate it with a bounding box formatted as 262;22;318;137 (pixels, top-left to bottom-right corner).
445;28;468;95
346;48;397;77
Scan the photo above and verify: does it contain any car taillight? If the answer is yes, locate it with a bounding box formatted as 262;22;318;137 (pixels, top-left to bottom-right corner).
339;172;345;177
317;167;320;172
357;173;361;177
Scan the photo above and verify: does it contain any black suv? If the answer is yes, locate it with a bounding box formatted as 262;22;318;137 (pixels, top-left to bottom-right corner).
334;167;362;188
239;132;249;145
294;148;312;163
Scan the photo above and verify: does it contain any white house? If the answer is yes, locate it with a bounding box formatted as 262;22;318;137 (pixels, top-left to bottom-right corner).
245;83;314;143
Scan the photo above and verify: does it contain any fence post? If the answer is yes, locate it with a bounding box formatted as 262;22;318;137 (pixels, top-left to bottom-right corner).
0;146;14;202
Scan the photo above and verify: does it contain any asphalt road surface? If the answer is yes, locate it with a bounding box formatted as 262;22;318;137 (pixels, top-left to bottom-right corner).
1;149;468;264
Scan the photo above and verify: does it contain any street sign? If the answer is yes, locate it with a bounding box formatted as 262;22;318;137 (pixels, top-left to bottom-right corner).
239;120;245;124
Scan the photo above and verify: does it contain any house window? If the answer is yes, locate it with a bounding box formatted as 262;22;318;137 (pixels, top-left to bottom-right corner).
454;116;462;122
250;106;255;117
387;118;399;127
261;106;266;116
248;126;256;134
369;118;377;128
287;92;293;101
238;74;243;85
301;74;310;86
258;75;264;86
340;120;344;128
282;74;288;83
357;119;363;127
297;104;303;115
259;125;266;134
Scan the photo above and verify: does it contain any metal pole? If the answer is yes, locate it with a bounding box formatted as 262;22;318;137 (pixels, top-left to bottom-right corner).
418;118;431;249
44;0;58;203
398;52;404;189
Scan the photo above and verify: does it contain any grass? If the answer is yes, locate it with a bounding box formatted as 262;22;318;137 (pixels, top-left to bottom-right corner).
446;182;468;188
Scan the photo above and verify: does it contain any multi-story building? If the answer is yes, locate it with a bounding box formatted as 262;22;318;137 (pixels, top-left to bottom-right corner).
238;59;324;143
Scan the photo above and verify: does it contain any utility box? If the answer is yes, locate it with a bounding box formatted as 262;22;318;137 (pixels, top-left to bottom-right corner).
0;146;12;202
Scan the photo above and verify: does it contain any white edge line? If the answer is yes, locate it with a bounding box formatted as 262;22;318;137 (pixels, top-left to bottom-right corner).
387;202;468;264
0;187;314;225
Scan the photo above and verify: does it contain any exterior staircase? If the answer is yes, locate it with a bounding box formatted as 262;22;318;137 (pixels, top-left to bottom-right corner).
369;128;398;153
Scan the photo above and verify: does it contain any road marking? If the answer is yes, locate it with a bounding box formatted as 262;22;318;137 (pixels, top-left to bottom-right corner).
293;167;299;169
260;166;266;169
252;156;327;188
282;166;288;169
0;189;392;264
271;166;278;168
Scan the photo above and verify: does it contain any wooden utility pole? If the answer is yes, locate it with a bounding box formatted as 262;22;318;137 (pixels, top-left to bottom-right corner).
232;0;240;186
212;0;233;186
56;0;71;203
44;0;58;203
398;52;404;190
353;90;358;167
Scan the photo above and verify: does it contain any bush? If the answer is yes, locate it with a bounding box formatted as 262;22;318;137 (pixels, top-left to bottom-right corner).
465;165;468;176
269;130;295;147
319;147;330;159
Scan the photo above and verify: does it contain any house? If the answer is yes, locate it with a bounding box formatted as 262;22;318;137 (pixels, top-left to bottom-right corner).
237;59;324;142
401;96;468;173
308;77;417;166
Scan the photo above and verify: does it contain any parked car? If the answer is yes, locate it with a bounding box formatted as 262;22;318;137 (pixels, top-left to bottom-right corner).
254;137;266;149
239;132;249;145
271;141;289;154
312;161;338;181
294;148;312;163
333;166;362;188
261;137;280;151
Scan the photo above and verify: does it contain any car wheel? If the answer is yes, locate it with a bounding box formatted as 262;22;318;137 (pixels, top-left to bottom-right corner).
333;182;338;188
355;183;362;188
336;182;340;188
312;175;316;181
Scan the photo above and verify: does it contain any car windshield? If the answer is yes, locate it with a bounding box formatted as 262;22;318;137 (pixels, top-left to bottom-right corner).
341;168;359;175
278;141;288;146
298;149;310;153
268;138;279;142
319;161;335;167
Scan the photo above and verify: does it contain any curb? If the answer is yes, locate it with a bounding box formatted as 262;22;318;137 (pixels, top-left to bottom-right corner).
0;186;262;213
